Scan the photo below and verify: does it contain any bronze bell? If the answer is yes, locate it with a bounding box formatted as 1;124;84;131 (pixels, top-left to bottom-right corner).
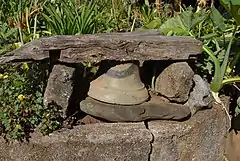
88;63;149;105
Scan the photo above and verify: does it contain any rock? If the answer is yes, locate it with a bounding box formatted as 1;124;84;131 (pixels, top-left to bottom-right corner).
225;130;240;161
0;123;152;161
44;65;75;118
148;96;230;161
155;62;194;103
0;97;230;161
78;115;106;124
80;96;191;122
0;31;202;64
184;74;213;115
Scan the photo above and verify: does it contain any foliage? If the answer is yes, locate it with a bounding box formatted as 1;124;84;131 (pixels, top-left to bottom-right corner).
0;22;19;54
0;63;62;142
220;0;240;25
219;0;240;114
203;35;240;93
0;0;46;44
143;5;240;90
42;0;100;35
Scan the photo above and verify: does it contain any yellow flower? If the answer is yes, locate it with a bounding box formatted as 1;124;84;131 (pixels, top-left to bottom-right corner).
15;124;22;130
0;74;3;79
3;75;8;79
18;94;24;101
197;0;208;7
23;62;29;70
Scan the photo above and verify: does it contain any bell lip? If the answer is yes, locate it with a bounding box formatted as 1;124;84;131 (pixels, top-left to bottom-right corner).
87;86;149;105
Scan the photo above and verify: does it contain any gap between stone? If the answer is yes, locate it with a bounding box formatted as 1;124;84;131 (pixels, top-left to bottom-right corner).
144;121;154;161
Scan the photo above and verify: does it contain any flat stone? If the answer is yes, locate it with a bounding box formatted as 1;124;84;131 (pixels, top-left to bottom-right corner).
80;96;191;122
148;96;230;161
0;123;152;161
43;65;75;117
184;74;213;115
155;62;194;102
0;31;202;64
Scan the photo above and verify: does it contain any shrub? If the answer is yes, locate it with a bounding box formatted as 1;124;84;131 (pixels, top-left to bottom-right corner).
0;62;62;142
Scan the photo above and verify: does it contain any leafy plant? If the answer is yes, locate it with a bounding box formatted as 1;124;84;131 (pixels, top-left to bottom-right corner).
0;63;62;142
220;0;240;25
42;0;101;35
0;22;19;54
0;0;45;44
203;34;240;98
160;6;211;37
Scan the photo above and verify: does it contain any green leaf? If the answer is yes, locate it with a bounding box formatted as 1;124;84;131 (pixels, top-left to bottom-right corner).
141;19;162;29
210;5;226;31
220;0;240;25
203;44;222;92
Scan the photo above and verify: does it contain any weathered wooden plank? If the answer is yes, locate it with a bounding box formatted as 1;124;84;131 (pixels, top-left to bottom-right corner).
0;31;202;64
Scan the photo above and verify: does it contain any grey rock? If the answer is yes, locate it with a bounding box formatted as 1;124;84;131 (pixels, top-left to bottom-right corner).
0;31;202;64
80;96;191;122
184;74;213;115
44;65;75;118
148;96;230;161
0;123;152;161
155;62;194;102
0;97;230;161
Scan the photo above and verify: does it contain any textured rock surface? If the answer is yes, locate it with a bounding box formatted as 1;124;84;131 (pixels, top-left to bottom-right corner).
0;97;229;161
0;123;152;161
225;130;240;161
184;74;213;115
148;96;230;161
155;62;194;102
80;96;191;122
0;31;202;64
44;65;75;117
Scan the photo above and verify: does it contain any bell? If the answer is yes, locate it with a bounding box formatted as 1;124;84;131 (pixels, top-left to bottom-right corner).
88;63;149;105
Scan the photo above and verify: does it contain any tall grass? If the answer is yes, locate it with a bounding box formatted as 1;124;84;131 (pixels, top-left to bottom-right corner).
42;0;101;35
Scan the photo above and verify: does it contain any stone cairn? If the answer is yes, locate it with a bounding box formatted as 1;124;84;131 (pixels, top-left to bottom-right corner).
1;30;231;161
0;30;212;122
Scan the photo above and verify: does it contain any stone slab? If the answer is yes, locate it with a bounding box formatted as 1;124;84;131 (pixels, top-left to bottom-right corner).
80;96;191;122
0;31;202;64
148;97;230;161
0;123;152;161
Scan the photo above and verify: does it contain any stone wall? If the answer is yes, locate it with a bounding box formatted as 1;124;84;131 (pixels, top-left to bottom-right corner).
0;31;230;161
0;98;229;161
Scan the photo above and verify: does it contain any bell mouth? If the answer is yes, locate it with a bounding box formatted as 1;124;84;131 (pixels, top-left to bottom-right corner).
87;63;149;105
